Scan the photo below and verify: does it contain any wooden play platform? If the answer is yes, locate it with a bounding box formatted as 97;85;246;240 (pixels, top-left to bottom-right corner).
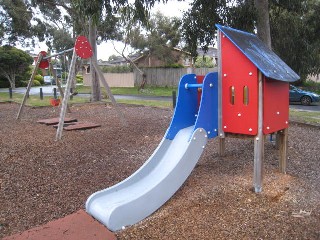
37;118;100;130
53;122;101;131
37;117;77;125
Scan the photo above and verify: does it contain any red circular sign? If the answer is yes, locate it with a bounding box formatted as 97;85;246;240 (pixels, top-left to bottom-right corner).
75;36;93;59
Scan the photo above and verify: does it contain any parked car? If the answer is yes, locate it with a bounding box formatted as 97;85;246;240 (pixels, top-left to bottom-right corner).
43;76;56;85
289;85;320;105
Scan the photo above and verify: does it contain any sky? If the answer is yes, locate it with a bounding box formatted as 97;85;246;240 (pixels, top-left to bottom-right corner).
96;0;191;60
22;0;192;61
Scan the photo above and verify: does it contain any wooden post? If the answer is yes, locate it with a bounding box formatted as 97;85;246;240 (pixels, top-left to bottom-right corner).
217;30;225;156
91;58;127;126
253;71;264;193
55;49;77;141
278;128;288;173
16;52;43;120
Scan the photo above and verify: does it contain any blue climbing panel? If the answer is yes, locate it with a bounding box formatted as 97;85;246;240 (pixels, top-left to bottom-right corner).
194;72;218;139
165;72;218;140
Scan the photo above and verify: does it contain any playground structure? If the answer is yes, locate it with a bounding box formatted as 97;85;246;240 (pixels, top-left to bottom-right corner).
16;35;125;140
86;25;300;231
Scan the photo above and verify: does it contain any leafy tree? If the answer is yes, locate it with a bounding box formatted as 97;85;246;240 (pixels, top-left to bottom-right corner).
145;11;182;65
0;0;33;44
0;45;33;88
270;0;320;81
195;56;215;68
108;54;123;62
124;11;182;54
181;0;320;81
182;0;257;58
72;0;160;98
110;10;183;88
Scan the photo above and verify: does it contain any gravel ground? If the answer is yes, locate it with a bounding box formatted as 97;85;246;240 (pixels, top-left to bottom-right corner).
0;102;319;239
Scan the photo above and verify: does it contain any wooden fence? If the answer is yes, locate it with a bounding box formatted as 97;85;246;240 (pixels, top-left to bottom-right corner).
83;67;217;87
134;67;217;87
83;72;134;87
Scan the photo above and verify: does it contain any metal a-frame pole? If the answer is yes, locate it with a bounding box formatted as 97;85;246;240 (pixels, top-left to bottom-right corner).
55;48;77;141
91;58;127;126
253;70;265;193
16;52;43;120
217;30;225;156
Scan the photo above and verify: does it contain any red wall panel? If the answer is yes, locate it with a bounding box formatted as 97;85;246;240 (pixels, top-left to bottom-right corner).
263;79;289;134
197;75;204;107
221;33;258;135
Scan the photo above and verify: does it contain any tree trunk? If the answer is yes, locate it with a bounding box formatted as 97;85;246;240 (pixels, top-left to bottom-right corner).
89;18;101;101
10;80;15;89
254;0;272;49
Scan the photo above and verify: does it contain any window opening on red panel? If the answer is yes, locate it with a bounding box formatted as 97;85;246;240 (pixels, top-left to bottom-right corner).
243;86;249;105
230;86;235;105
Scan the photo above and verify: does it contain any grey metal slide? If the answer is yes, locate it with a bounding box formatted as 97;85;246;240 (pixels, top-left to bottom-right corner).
86;72;219;231
86;126;208;231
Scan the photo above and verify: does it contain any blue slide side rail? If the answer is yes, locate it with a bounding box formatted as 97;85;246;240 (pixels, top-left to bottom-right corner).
194;72;218;139
165;74;198;140
165;72;219;140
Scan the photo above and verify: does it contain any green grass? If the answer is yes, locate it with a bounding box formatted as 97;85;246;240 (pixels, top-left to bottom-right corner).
76;85;177;97
290;109;320;125
0;92;172;108
116;99;172;108
1;92;318;125
0;92;91;106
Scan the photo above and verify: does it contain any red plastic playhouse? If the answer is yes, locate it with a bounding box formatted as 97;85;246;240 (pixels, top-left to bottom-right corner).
216;25;300;192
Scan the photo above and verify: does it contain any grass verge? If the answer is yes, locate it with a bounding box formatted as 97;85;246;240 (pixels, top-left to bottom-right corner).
289;109;320;125
0;92;91;107
1;92;318;125
0;92;172;108
76;85;176;97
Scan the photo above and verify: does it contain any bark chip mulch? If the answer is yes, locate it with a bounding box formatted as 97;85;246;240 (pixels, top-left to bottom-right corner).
0;103;319;239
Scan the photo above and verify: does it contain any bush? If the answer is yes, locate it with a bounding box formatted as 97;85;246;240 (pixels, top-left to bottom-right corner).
301;80;320;94
164;63;184;68
0;76;10;88
194;56;215;68
76;75;83;83
34;75;44;84
33;80;41;86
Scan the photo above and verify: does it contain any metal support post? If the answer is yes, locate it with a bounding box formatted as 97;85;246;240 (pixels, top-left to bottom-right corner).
40;88;43;100
253;71;264;193
172;90;176;109
217;30;225;156
43;48;73;60
53;88;57;99
9;88;12;99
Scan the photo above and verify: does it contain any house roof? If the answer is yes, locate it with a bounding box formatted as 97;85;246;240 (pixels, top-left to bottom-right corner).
216;24;300;82
197;47;218;58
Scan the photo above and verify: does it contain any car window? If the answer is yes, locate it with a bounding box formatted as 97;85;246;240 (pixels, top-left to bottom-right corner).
290;85;296;91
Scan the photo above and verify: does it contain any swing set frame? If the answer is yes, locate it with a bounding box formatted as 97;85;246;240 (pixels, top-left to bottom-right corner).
16;36;126;141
